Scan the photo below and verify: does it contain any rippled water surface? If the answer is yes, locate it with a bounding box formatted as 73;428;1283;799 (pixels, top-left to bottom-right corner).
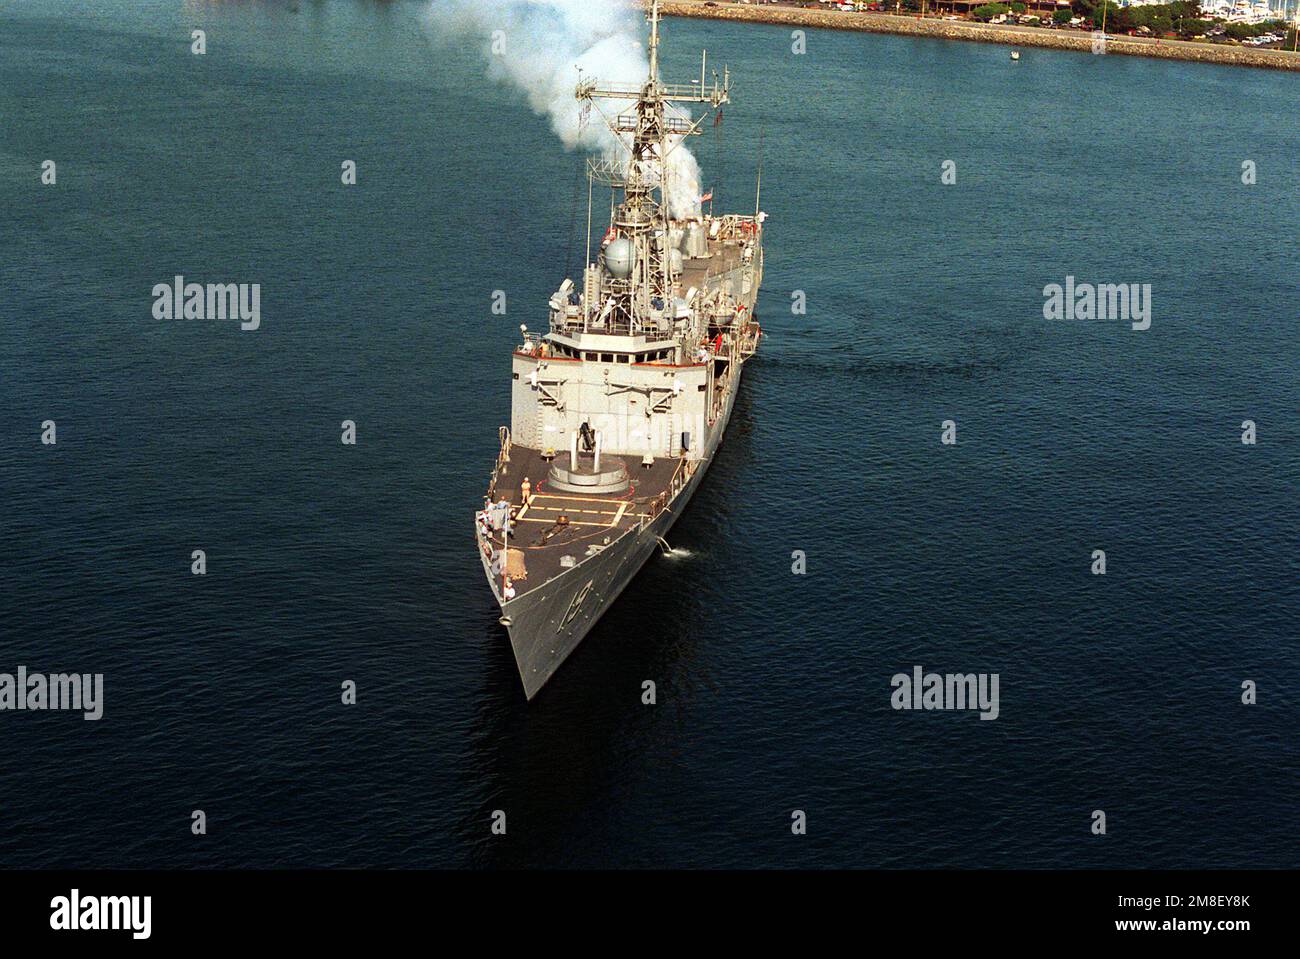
1;0;1296;868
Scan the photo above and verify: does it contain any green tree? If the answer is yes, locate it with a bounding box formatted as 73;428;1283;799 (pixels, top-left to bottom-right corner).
1094;0;1123;28
1127;5;1154;27
971;2;1011;20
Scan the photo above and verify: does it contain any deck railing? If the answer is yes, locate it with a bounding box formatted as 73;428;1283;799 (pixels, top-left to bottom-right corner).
642;455;696;529
486;426;511;503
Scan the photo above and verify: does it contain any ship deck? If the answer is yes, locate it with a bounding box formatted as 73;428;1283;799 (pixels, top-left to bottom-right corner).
679;239;746;292
481;445;685;594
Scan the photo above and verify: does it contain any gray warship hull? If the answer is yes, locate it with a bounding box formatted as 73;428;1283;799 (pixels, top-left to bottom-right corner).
481;361;746;699
473;0;766;699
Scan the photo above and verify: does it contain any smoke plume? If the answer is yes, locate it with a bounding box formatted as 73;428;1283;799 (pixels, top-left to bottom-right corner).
427;0;703;218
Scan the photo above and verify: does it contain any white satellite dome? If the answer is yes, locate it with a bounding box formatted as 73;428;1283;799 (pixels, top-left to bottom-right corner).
604;237;634;278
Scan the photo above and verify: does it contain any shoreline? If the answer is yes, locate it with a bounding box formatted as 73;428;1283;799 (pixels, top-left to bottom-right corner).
660;1;1300;72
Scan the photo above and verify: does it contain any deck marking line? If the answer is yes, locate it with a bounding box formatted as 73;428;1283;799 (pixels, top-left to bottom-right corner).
531;493;638;506
515;517;613;528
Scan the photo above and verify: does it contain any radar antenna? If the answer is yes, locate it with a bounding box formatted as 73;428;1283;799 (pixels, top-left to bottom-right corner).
573;0;731;335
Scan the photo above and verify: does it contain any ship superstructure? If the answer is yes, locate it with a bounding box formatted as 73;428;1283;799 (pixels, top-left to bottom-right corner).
475;0;765;699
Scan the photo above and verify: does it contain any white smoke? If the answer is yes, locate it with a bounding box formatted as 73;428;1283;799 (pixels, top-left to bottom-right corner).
427;0;703;218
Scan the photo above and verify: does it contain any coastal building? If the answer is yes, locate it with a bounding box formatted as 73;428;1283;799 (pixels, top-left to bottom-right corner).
926;0;1292;21
1190;0;1293;22
929;0;1071;16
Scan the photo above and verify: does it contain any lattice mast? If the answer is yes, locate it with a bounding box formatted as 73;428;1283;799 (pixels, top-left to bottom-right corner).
575;0;729;335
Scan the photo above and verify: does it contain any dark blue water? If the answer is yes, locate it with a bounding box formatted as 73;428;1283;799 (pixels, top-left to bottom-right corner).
1;0;1296;868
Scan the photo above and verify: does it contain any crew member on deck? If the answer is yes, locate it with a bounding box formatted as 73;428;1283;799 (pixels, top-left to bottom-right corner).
521;477;532;508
